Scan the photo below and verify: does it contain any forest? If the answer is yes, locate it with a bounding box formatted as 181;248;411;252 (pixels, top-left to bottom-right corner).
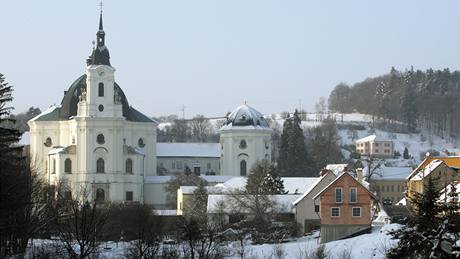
328;67;460;139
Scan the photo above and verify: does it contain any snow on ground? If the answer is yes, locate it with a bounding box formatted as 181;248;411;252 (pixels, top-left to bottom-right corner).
25;224;401;258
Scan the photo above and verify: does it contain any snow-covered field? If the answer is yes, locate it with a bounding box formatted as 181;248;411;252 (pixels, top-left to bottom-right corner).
25;224;401;259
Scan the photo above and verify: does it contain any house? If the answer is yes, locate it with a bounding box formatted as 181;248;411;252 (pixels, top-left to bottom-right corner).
355;135;394;158
204;176;320;224
292;170;337;235
313;172;378;243
406;158;460;201
366;166;412;204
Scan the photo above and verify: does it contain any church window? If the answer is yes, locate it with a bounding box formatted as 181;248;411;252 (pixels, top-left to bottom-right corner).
97;158;105;173
95;188;105;203
98;83;104;97
52;158;56;174
97;134;105;144
239;140;247;149
240;160;247;176
138;138;145;148
98;105;104;112
207;163;211;170
44;137;52;147
64;158;72;174
126;159;133;174
126;191;133;201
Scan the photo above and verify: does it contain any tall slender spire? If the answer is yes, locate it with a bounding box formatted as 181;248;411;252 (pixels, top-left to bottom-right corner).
87;4;111;66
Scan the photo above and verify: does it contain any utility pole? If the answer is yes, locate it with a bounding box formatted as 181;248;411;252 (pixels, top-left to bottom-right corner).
181;105;186;119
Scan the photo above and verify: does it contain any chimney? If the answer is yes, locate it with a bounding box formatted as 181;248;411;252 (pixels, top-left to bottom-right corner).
320;168;330;177
356;168;364;182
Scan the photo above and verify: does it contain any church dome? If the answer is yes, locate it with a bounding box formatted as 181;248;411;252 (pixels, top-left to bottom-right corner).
221;104;270;130
55;75;153;123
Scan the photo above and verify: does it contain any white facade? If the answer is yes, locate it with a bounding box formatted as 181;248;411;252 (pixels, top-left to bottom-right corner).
220;105;272;176
28;14;157;204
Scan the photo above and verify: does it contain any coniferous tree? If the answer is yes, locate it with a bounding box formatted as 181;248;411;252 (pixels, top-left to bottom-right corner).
246;160;285;195
277;110;315;177
403;147;410;159
400;70;418;132
0;73;31;257
387;177;444;258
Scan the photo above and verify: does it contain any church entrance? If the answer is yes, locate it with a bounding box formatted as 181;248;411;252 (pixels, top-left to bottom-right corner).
194;166;201;175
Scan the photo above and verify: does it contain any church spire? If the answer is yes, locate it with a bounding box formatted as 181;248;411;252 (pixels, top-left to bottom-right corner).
87;4;111;66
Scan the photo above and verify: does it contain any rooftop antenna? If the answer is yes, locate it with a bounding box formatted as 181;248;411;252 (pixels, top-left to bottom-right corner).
181;104;186;119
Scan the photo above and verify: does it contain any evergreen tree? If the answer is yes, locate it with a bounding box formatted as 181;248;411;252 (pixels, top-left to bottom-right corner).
387;177;444;258
403;147;410;159
277;110;315;177
0;73;31;257
400;70;418;132
308;117;343;172
246;160;285;195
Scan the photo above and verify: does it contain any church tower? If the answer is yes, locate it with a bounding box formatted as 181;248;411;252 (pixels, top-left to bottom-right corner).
28;10;157;204
220;104;272;176
77;13;122;118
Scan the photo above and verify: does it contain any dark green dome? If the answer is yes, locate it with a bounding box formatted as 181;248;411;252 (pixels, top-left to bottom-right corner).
42;74;154;123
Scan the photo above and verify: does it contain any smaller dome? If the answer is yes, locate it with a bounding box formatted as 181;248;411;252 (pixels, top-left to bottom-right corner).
221;104;270;129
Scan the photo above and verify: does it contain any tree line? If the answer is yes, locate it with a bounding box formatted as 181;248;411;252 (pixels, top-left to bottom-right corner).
329;67;460;138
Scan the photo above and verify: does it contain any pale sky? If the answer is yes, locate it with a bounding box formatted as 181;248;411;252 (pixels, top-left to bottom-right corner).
2;1;460;118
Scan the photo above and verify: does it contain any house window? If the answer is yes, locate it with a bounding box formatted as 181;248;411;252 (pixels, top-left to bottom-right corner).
96;158;105;173
331;207;340;217
314;205;320;212
375;149;379;153
172;161;176;169
126;191;133;201
352;207;362;217
397;185;400;192
176;161;183;170
126;159;133;174
391;185;394;192
64;158;72;174
240;160;247;176
350;187;357;203
207;163;211;170
98;83;104;97
335;188;343;203
97;134;105;144
95;188;105;203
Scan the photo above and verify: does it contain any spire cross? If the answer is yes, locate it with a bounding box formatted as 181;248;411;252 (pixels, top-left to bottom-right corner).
99;1;104;14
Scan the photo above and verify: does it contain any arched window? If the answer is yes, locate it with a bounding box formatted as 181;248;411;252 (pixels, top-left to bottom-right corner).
97;134;105;144
98;83;104;97
52;158;56;174
240;160;247;176
138;138;145;148
126;158;133;174
64;158;72;174
97;158;105;173
95;188;105;203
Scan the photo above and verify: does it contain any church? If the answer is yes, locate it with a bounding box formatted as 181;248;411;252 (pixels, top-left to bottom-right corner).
28;12;272;208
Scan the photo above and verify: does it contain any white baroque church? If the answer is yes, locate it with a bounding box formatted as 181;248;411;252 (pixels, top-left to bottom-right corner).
28;13;272;207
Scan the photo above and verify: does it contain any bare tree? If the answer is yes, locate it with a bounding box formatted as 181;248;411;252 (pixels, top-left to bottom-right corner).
190;115;212;142
364;155;383;182
171;119;190;142
51;185;109;259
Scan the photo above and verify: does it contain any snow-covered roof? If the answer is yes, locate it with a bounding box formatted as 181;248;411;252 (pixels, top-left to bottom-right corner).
292;172;337;205
313;172;377;200
29;105;61;122
156;143;220;158
48;146;65;155
410;159;445;181
20;132;30;145
144;175;234;184
355;135;390;143
325;164;348;175
220;177;319;194
366;166;412;180
220;104;271;131
207;194;301;214
179;185;224;194
152;209;177;216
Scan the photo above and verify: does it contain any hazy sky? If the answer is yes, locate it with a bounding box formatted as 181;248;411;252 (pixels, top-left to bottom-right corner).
2;1;460;118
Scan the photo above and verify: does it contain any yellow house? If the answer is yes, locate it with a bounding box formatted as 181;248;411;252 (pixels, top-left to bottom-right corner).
406;155;460;201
